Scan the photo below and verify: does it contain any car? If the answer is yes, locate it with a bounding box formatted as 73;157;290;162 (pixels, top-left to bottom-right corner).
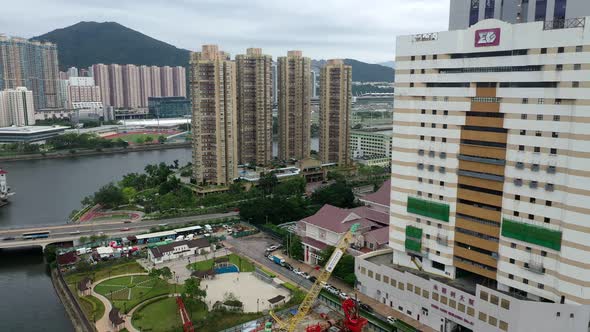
386;316;396;325
359;303;373;313
123;220;132;224
292;268;304;276
283;263;293;271
265;245;280;252
267;254;274;261
308;276;317;283
120;227;131;231
338;292;348;300
2;236;15;241
322;284;332;290
327;287;340;296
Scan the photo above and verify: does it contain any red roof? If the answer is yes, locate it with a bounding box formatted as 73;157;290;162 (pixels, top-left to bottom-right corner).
350;206;389;226
300;205;377;234
361;179;391;207
57;251;78;265
0;170;7;175
364;227;389;246
302;236;328;250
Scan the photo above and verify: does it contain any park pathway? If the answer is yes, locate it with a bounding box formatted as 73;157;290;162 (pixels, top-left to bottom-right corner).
90;273;148;332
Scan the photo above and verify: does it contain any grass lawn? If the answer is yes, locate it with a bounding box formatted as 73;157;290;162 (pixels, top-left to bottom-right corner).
196;311;263;332
95;275;181;312
113;133;164;144
133;297;207;332
64;261;146;285
79;295;105;321
188;253;254;272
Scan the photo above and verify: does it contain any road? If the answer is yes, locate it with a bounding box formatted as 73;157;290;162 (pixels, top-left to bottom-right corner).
0;212;238;249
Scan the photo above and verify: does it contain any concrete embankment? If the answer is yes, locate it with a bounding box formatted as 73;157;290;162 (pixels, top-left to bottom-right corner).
51;268;96;332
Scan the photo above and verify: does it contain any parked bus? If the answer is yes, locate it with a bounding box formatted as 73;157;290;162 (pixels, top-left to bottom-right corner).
22;231;51;240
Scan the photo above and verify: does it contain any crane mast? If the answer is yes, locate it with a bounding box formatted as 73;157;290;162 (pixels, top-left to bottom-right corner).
271;223;359;332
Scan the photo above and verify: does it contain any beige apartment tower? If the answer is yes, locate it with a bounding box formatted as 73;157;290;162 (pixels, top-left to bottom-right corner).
236;48;273;166
278;50;312;161
319;59;352;165
190;45;238;185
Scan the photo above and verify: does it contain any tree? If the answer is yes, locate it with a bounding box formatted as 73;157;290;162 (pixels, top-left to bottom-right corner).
93;183;125;208
79;236;89;244
184;277;207;308
145;135;154;143
44;245;58;265
258;172;278;195
158;135;167;144
159;266;173;281
318;246;355;286
274;177;306;197
288;236;304;261
121;187;137;202
311;182;356;208
76;260;91;273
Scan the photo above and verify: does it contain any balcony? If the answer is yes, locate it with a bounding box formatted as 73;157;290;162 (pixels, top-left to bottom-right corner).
526;258;545;274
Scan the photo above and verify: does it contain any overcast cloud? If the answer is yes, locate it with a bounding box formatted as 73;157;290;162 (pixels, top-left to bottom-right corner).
0;0;450;63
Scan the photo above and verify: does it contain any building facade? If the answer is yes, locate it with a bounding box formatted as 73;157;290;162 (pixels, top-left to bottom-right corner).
148;96;190;118
91;64;111;107
108;64;124;108
0;87;35;126
190;45;238;185
355;16;590;332
236;48;273;166
278;50;312;161
0;35;60;110
449;0;590;30
160;66;174;97
122;64;141;108
350;128;393;167
319;59;352;165
172;66;187;97
138;65;152;107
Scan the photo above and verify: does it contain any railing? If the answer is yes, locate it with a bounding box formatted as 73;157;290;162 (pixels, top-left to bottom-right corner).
543;17;585;30
55;268;96;332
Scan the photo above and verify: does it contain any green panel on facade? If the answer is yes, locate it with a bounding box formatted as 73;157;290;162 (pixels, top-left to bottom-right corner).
405;238;422;252
407;196;450;222
501;218;562;251
406;225;423;239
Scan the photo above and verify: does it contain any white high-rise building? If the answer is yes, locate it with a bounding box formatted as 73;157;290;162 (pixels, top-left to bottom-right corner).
67;67;79;78
356;17;590;332
0;87;35;126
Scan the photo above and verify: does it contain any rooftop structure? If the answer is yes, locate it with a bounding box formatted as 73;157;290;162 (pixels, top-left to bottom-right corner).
0;125;67;143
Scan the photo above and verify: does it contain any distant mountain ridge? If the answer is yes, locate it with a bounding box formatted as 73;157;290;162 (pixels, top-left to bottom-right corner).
33;21;393;82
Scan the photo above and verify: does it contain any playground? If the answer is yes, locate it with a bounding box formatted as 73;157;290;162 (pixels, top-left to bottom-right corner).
200;272;290;313
103;129;179;145
94;274;179;311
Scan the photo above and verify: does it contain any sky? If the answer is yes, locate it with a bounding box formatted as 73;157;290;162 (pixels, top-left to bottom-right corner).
0;0;450;63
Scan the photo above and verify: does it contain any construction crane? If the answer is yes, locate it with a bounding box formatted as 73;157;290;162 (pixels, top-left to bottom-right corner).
271;224;360;332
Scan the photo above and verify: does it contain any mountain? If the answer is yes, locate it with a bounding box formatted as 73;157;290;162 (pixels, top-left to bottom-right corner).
312;59;394;82
31;21;190;70
377;61;395;69
32;21;393;82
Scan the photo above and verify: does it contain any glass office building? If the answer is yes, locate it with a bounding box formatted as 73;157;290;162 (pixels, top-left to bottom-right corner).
148;96;191;118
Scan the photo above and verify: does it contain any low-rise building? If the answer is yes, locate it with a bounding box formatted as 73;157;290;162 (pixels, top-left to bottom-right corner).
297;204;389;265
77;277;92;296
359;179;391;214
0;125;68;143
148;96;191;119
349;127;392;168
148;238;211;264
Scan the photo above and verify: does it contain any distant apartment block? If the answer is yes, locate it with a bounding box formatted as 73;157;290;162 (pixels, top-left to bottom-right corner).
449;0;590;30
236;48;273;166
350;127;393;167
278;50;312;161
319;59;352;166
0;35;60;110
91;63;186;109
0;87;35;127
190;45;238;185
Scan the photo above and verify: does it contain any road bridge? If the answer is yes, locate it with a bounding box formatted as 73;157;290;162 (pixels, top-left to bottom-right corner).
0;212;238;250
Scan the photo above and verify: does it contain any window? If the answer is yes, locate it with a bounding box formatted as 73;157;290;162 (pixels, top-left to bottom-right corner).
421;69;425;74
501;299;510;309
555;98;562;104
487;296;499;308
573;81;579;88
432;292;439;301
480;291;489;301
574;64;581;70
433;55;438;60
530;197;536;203
407;283;413;292
449;299;456;308
511;243;517;248
520;130;526;135
538;98;544;104
441;296;448;305
467;307;475;317
398;282;404;290
519;145;525;151
415;286;421;296
570;313;574;318
410;69;415;74
534;146;541;153
556;64;563;71
537;114;543;120
509;274;514;280
440;181;445;186
431;123;436;128
538;283;545;289
444;110;448;116
556;312;560;317
541;48;547;54
553;115;560;121
376;273;381;281
499;321;509;331
528;214;534;220
421;109;426;114
442;137;447;143
523;279;529;285
411;56;415;61
421;122;425;127
489;316;498;326
541;250;547;257
432;110;437;115
443;124;448;129
535;131;542;137
550;148;557;155
526;246;532;252
515;195;520;200
479;312;487;322
421;55;426;60
410;83;414;87
458;303;466;313
521;114;527;120
368;270;374;278
552;132;559;138
514;211;519;217
522;98;528;104
420;135;425;141
509;258;515;264
576;46;583;52
431;137;436;142
544;217;550;223
422;290;429;299
558;47;564;53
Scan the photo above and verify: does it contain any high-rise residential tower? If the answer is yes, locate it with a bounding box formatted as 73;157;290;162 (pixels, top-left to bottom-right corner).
138;65;152;107
67;67;78;78
311;70;318;98
91;64;111;106
319;59;352;166
0;35;60;110
150;66;161;97
0;87;35;126
235;48;273;166
190;45;238;185
172;66;186;97
449;0;590;30
277;50;312;161
355;17;590;332
160;66;174;97
108;64;124;108
122;64;141;108
272;63;278;105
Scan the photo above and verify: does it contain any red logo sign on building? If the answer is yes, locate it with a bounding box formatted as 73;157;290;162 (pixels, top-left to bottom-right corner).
475;28;501;47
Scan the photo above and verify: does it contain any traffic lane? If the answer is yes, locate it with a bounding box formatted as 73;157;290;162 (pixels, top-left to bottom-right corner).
0;212;238;236
226;235;313;289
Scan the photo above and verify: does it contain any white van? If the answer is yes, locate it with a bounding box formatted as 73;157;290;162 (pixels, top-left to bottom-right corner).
175;235;185;241
204;224;212;232
186;234;195;240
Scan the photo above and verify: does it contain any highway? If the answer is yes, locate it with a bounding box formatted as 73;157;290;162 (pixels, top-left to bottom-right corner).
0;212;238;249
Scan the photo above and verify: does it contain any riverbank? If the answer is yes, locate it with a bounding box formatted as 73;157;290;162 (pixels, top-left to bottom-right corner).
0;142;191;162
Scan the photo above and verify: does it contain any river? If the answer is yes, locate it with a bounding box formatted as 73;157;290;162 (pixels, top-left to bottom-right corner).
0;148;191;332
